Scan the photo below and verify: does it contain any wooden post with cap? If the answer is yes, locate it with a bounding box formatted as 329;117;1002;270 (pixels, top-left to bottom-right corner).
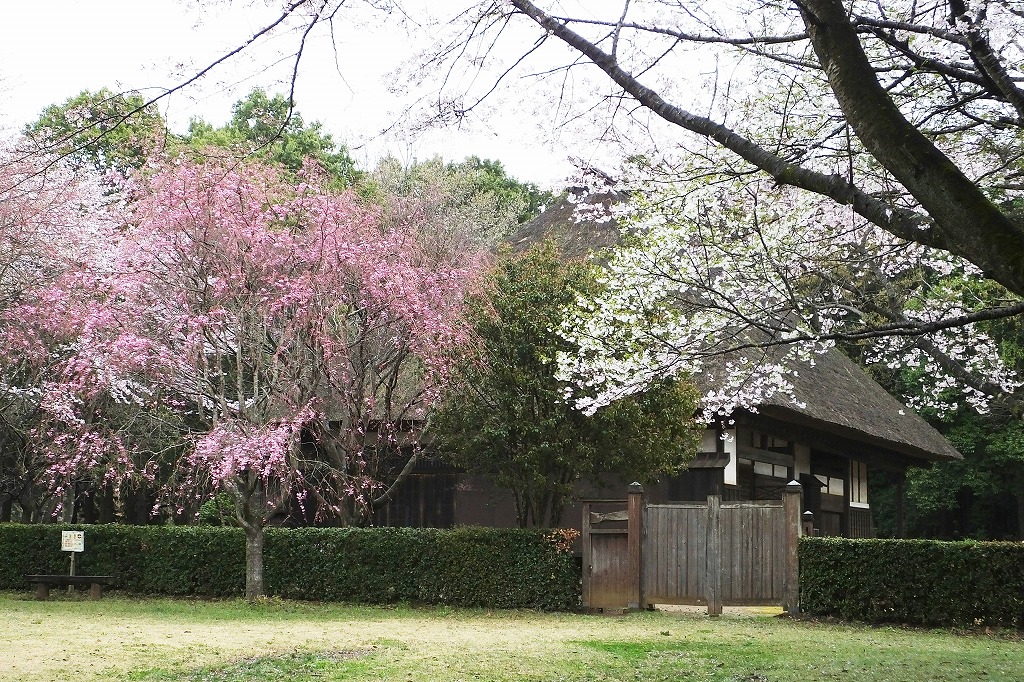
705;494;722;616
783;479;802;614
626;482;644;611
802;510;816;536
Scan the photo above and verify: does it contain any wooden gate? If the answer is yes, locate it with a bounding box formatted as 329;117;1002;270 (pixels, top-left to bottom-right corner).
582;481;801;615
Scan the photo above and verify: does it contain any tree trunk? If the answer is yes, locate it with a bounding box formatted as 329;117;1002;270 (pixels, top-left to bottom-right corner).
371;449;420;515
244;524;265;599
521;491;535;528
513;490;527;529
125;486;151;524
797;0;1024;295
234;475;269;599
0;495;11;522
81;487;97;524
97;484;116;523
62;488;75;523
548;499;564;528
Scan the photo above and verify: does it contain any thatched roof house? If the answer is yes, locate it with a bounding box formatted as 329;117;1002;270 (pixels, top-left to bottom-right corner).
371;191;960;538
501;191;960;538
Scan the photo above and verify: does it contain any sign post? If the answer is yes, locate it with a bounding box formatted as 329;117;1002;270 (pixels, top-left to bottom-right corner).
61;531;85;591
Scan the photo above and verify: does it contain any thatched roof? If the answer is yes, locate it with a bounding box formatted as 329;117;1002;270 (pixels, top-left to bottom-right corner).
507;190;622;259
508;192;961;464
753;347;961;462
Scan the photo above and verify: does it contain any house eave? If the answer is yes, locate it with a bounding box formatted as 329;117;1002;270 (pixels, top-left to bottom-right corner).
741;406;962;466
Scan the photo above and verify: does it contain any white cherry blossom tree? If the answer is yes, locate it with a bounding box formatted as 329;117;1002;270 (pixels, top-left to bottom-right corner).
555;168;1023;418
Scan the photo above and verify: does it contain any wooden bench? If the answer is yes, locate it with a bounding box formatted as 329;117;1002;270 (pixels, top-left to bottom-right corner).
26;574;114;600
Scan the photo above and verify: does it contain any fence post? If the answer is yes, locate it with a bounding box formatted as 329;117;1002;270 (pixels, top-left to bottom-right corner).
894;471;907;538
627;482;644;611
582;501;592;610
705;494;722;617
783;480;802;615
802;510;815;537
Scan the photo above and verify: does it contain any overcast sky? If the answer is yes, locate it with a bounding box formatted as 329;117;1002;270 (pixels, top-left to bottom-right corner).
0;1;584;187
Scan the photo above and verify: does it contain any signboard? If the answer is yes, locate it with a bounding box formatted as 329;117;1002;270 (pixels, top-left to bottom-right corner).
61;530;85;553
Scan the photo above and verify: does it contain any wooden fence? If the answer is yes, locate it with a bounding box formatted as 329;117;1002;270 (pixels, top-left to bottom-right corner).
582;481;802;615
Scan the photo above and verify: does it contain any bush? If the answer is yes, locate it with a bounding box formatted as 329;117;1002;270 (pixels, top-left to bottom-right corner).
417;527;581;610
800;537;1024;628
264;527;429;603
0;524;245;597
0;524;580;609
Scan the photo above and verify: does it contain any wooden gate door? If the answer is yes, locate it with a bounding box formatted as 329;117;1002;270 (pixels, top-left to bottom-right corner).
582;482;801;615
581;486;644;612
642;502;708;605
643;498;794;610
718;501;788;604
583;513;630;610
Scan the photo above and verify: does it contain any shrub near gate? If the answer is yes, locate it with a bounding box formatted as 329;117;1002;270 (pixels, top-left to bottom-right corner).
799;537;1024;628
416;527;581;610
0;524;580;609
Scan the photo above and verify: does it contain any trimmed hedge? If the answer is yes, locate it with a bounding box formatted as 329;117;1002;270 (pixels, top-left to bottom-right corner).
800;537;1024;628
0;524;580;609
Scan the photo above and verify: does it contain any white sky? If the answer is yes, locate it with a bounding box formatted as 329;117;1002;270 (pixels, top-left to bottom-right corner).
0;0;585;187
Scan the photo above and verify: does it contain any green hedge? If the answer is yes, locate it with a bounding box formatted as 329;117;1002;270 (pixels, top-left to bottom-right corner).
800;537;1024;628
0;524;580;609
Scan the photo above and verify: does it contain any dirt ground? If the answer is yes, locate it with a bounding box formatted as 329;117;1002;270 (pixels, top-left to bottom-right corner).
2;595;736;682
2;594;1020;682
654;604;783;616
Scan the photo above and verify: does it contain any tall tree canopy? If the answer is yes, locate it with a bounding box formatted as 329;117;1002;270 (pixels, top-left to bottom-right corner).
184;88;360;186
368;155;552;251
25;87;359;187
24;88;167;177
447;156;552;225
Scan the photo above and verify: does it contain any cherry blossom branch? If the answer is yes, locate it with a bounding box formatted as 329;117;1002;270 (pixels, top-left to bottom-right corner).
957;9;1024;121
697;300;1024;352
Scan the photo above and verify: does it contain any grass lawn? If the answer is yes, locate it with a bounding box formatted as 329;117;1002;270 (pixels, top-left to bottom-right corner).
1;593;1021;681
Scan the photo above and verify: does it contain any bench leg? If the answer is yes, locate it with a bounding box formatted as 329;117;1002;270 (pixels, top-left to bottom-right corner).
35;583;49;601
90;582;103;599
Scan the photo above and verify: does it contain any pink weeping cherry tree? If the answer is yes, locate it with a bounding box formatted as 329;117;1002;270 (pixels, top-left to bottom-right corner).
0;138;132;522
31;158;479;597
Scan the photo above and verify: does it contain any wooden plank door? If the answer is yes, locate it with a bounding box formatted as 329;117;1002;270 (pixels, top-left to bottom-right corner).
582;501;632;611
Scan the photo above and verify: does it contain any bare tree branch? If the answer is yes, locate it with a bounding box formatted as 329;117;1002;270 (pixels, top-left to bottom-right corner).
506;2;956;256
11;1;314;185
